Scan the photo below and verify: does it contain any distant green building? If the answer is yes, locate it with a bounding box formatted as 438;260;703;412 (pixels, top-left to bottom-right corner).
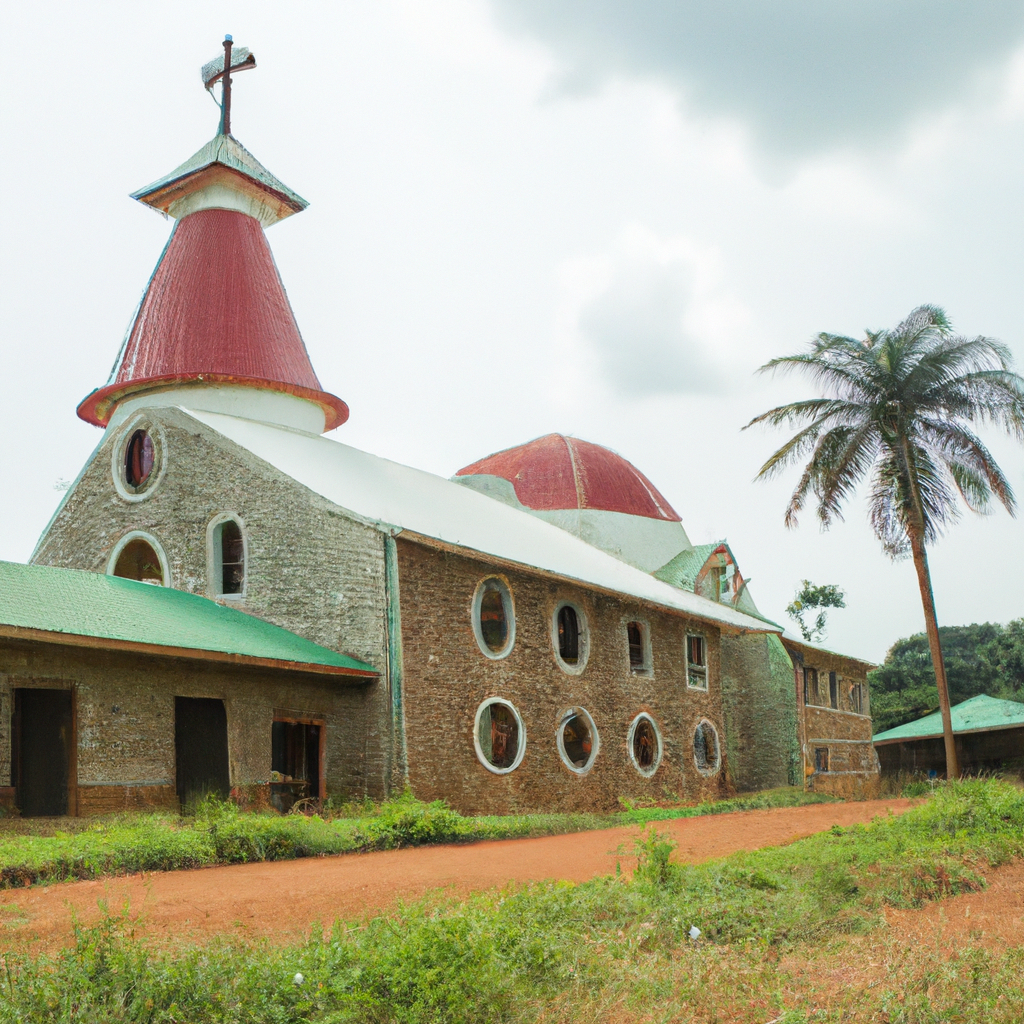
873;694;1024;776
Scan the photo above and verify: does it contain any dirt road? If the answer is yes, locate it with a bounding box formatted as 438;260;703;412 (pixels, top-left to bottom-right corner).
0;798;914;950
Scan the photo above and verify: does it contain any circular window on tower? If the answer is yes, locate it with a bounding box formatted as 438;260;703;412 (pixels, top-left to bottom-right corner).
471;577;515;659
556;707;599;774
693;718;722;777
474;698;526;774
112;419;165;502
628;712;663;777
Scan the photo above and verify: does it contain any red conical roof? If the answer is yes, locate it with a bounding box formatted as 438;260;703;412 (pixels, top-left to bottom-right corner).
456;434;681;521
78;208;347;430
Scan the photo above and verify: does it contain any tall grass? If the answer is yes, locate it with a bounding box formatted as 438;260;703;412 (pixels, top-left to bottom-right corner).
0;779;1020;1022
0;786;836;890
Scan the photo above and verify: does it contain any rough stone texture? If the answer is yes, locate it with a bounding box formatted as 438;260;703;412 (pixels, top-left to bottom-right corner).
31;408;392;798
0;636;373;813
786;643;880;798
396;538;731;814
720;633;801;792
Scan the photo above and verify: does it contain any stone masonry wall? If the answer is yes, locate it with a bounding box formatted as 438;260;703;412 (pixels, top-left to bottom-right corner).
720;633;801;792
31;408;392;799
787;644;880;799
0;636;372;812
396;538;731;815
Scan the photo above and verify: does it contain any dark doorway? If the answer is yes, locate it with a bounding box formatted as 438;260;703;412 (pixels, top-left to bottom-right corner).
175;697;230;807
13;688;73;817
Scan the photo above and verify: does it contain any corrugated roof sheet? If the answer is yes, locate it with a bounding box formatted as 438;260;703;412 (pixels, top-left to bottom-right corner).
131;134;307;212
873;694;1024;744
78;209;347;430
185;410;775;634
654;542;722;590
0;561;374;676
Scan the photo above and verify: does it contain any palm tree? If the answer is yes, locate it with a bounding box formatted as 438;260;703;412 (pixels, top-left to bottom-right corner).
746;306;1024;778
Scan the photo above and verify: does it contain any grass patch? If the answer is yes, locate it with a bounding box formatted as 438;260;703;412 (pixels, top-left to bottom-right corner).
0;786;835;890
0;779;1019;1022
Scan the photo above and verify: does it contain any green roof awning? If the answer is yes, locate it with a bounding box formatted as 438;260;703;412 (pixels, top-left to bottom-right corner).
0;561;375;678
873;693;1024;744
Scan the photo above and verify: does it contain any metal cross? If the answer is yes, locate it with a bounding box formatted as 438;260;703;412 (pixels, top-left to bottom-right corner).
202;36;257;136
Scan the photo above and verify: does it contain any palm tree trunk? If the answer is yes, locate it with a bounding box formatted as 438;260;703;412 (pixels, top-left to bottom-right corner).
909;529;960;779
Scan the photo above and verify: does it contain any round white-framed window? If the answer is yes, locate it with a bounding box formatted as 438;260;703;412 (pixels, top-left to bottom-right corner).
551;601;589;675
627;712;663;777
107;530;170;586
471;576;515;659
111;416;167;503
473;698;526;774
693;718;722;777
556;706;600;775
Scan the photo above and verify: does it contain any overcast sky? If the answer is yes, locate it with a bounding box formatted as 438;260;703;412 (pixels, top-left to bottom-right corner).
2;1;1024;661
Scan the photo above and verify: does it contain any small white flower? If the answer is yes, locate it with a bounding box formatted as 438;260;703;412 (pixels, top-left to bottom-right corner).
293;972;305;986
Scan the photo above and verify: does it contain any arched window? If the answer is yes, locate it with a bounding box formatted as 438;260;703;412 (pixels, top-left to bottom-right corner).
209;516;246;598
471;577;515;658
557;707;599;774
109;533;167;585
474;698;526;774
628;713;662;777
693;718;722;776
552;601;589;674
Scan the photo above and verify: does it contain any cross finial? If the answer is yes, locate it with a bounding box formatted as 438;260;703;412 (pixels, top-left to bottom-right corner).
201;36;257;136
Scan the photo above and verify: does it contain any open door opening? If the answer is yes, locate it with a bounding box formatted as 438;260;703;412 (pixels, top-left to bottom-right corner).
174;697;230;808
13;688;74;817
270;717;323;813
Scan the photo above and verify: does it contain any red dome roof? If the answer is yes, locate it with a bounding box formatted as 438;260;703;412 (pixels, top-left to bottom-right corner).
78;208;347;430
457;434;681;522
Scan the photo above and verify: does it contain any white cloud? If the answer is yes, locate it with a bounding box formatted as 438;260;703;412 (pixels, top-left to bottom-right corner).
490;0;1024;159
557;227;749;398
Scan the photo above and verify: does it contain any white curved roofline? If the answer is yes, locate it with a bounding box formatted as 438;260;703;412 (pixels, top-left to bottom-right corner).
182;409;776;634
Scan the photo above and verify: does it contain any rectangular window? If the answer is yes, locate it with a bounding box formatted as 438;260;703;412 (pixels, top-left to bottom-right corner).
271;716;323;813
850;683;864;714
814;747;830;772
626;621;647;670
803;667;818;705
829;671;838;709
686;634;707;689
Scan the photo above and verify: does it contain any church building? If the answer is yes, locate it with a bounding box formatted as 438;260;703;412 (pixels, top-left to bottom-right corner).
2;41;879;816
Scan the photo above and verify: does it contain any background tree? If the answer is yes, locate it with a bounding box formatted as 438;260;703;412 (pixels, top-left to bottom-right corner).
746;305;1024;778
786;580;846;644
868;622;1005;732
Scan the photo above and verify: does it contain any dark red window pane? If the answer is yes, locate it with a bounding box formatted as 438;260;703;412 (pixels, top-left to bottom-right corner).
125;430;155;488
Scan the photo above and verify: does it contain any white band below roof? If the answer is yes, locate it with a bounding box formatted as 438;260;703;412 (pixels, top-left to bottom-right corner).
109;385;327;434
168;183;284;227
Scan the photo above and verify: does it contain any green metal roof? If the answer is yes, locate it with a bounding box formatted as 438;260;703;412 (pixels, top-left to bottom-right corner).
0;561;374;677
873;693;1024;744
131;133;308;212
654;542;723;591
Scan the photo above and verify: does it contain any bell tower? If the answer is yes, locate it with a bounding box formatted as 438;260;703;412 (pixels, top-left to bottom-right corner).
77;37;348;434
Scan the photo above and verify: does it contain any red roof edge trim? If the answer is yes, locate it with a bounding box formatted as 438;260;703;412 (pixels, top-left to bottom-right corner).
77;374;349;432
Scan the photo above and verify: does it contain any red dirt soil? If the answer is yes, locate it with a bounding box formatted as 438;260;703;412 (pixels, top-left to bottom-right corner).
882;859;1024;949
0;798;914;951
